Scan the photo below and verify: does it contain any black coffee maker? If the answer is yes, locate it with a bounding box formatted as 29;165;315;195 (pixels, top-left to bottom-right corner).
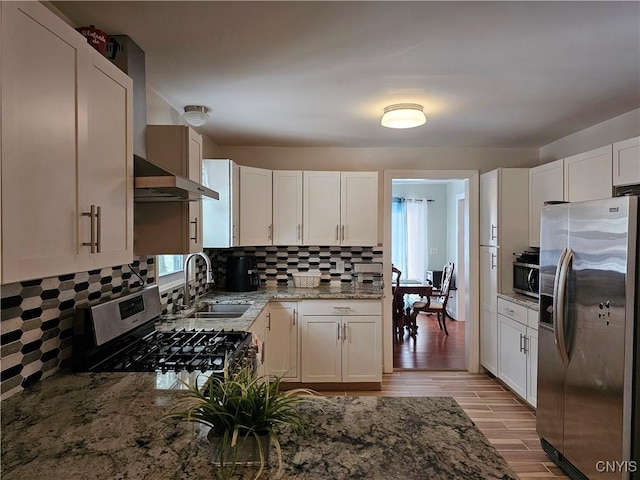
225;255;260;292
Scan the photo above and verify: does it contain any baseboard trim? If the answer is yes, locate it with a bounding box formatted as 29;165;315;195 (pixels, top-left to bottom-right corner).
279;382;382;392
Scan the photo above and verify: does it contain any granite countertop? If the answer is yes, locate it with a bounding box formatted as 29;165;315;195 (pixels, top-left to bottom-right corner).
497;292;540;311
0;371;517;480
156;285;384;332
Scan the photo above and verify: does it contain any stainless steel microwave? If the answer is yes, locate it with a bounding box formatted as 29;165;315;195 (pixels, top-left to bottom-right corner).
513;262;539;298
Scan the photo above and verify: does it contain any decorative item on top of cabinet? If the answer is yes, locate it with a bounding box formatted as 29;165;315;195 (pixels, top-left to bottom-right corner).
303;171;378;246
239;166;273;246
202;159;240;248
134;126;203;254
528;159;564;248
1;1;133;283
563;144;613;202
612;136;640;187
272;171;303;246
299;300;381;385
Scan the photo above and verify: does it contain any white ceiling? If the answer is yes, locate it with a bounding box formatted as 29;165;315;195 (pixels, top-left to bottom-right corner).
53;1;640;149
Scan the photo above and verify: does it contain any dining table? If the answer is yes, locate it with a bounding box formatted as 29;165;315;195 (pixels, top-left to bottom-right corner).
394;282;433;335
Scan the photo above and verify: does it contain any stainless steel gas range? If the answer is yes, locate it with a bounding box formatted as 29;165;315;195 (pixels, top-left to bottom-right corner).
72;286;253;387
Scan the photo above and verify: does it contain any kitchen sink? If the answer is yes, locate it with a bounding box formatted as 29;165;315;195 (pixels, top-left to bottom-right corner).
186;303;250;318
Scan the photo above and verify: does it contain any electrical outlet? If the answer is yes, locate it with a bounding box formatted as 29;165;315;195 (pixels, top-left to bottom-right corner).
336;260;345;273
430;247;438;255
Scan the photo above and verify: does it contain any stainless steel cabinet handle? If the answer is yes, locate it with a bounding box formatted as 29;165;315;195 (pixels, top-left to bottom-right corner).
491;253;497;269
297;224;301;240
268;224;273;240
190;217;198;242
267;312;271;331
341;225;345;241
293;308;296;326
335;225;339;241
343;323;347;341
337;322;341;339
523;336;529;355
95;206;102;253
519;334;524;353
82;205;97;253
333;306;351;311
491;223;497;241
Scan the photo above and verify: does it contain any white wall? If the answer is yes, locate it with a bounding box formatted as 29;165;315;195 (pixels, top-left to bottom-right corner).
539;108;640;163
446;180;465;266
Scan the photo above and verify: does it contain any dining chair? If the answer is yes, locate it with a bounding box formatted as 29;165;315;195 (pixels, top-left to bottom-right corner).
391;265;404;335
406;262;454;336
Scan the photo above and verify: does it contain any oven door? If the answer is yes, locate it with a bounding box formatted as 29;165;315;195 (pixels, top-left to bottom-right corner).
513;262;539;297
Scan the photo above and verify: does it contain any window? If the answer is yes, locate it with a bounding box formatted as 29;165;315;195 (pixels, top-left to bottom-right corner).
391;197;429;282
157;254;185;289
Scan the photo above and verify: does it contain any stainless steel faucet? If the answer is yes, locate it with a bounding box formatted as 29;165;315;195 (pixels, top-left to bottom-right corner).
182;252;214;309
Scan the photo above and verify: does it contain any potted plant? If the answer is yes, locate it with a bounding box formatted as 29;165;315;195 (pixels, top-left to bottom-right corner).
166;365;321;479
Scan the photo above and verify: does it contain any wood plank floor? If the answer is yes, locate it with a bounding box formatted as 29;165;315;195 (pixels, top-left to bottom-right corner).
321;371;569;480
394;313;466;370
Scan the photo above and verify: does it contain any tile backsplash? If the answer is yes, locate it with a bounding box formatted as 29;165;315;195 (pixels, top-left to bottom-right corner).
206;245;384;287
0;245;381;399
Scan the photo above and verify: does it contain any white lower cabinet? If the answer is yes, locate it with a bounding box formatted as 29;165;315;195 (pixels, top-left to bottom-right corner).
264;301;299;381
497;297;538;408
249;308;269;378
300;300;381;383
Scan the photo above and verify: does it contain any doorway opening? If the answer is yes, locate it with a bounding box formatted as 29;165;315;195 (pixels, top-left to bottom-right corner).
382;170;480;375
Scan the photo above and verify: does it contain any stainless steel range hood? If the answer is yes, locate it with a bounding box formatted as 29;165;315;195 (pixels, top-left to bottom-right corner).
134;156;219;202
106;36;218;203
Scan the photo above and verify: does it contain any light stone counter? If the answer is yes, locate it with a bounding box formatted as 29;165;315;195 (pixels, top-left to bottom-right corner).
497;292;539;311
156;285;384;332
1;371;517;480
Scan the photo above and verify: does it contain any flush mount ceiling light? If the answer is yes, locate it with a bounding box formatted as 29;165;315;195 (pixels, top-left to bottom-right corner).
381;103;426;129
183;105;209;127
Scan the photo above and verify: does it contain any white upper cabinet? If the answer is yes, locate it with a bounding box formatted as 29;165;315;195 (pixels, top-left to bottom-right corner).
303;171;342;246
136;126;203;254
1;2;133;283
303;171;378;246
528;159;564;247
83;49;134;269
480;170;498;246
202;159;240;248
272;171;303;246
612;136;640;187
239;166;273;246
563;145;612;202
340;172;378;246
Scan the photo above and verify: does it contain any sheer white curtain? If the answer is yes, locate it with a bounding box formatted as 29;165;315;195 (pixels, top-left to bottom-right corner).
392;197;429;282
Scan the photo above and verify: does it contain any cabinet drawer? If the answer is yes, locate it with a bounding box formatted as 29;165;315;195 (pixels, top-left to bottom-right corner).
300;300;381;316
497;298;527;325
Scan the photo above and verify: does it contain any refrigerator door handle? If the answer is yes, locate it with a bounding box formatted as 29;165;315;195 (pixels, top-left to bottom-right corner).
556;248;573;365
552;247;567;361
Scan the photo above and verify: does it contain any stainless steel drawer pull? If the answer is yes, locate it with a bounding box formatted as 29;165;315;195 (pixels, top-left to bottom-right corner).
82;205;97;253
95;206;102;253
333;306;352;311
191;217;198;242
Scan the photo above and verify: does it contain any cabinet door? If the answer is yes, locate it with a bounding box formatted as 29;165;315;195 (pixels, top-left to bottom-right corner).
83;50;133;269
187;129;203;252
526;327;538;408
498;314;527;399
529;159;564;247
249;308;269;378
612;136;640;187
303;171;341;246
240;166;273;246
480;170;498;246
480;246;498;310
564;145;612;202
272;171;303;246
340;172;378;246
265;302;299;380
1;1;87;282
480;306;498;375
342;315;381;382
202;159;232;248
301;315;341;382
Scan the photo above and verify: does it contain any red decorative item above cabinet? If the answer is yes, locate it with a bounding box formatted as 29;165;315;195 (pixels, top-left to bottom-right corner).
76;25;109;54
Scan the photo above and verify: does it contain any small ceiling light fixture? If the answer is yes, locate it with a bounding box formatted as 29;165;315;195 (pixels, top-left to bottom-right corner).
183;105;209;127
381;103;426;129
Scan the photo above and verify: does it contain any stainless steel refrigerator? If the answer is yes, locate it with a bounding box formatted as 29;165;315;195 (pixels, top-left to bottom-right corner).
537;196;639;480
